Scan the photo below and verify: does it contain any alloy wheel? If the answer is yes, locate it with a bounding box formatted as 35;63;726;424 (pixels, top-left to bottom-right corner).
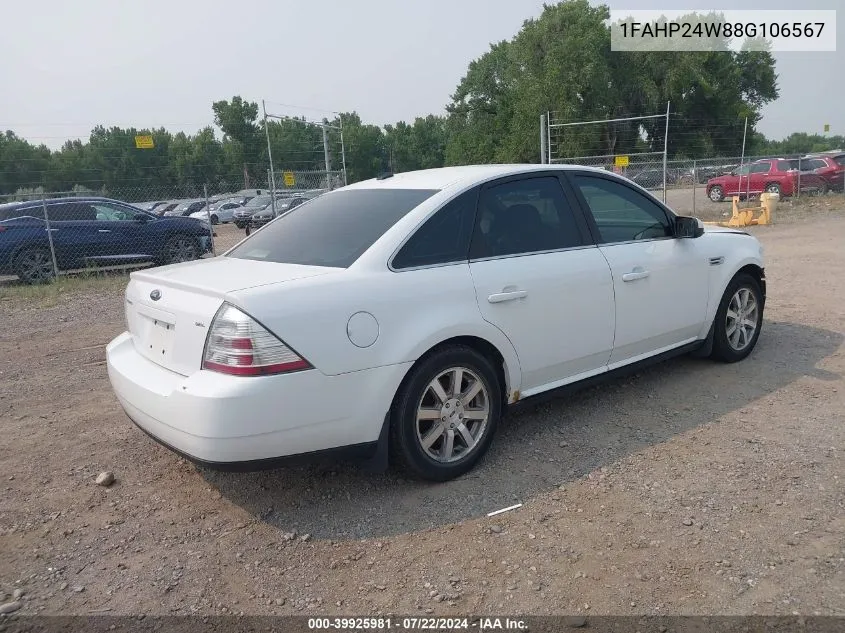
415;366;490;463
725;287;759;352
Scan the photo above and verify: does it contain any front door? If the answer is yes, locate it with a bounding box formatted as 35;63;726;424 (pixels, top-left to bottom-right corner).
567;172;710;368
467;174;615;396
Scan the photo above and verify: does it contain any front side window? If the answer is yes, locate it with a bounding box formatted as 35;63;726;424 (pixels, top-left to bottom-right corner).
572;175;672;243
392;187;478;270
91;202;138;221
470;176;583;258
227;188;438;268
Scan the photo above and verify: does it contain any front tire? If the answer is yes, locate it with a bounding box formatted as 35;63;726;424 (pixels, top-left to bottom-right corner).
711;273;764;363
708;185;724;202
162;234;199;264
389;345;502;481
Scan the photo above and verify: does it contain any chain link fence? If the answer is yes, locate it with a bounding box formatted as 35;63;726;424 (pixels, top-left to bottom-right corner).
552;152;843;220
0;170;336;284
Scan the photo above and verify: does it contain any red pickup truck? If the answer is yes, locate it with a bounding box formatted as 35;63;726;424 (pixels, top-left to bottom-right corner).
706;158;827;202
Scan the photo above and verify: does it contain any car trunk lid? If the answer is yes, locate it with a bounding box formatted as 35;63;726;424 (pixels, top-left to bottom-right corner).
125;257;338;375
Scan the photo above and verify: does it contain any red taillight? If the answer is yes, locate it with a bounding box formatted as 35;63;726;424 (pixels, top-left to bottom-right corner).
202;304;311;376
0;226;6;232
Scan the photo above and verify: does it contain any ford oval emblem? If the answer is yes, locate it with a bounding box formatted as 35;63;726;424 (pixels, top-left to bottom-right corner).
150;289;161;301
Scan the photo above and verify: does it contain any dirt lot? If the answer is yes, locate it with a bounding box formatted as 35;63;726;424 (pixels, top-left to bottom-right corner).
1;206;844;618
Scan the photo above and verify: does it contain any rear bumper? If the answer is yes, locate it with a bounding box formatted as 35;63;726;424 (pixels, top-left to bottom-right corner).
106;332;411;466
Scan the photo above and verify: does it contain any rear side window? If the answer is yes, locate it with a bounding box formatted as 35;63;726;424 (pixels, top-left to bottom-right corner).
0;206;30;221
749;162;771;174
470;176;584;258
228;188;439;268
392;188;478;269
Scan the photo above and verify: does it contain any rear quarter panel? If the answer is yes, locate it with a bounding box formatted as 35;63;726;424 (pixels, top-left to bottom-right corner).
229;265;523;398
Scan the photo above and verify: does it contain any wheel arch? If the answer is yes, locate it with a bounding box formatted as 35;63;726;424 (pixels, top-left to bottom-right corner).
396;332;521;408
703;257;765;336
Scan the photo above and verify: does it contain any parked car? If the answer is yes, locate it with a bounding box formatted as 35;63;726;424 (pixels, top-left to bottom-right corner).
801;154;845;192
190;199;244;225
0;197;213;283
705;158;827;201
155;201;181;216
232;194;274;229
627;169;678;190
106;164;766;481
139;201;168;213
248;196;307;230
164;199;207;217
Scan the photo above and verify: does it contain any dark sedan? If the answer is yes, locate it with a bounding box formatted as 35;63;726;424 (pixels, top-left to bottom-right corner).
247;196;308;231
0;197;213;283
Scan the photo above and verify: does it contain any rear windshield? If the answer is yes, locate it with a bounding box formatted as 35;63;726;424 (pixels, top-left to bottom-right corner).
244;195;272;208
227;188;438;268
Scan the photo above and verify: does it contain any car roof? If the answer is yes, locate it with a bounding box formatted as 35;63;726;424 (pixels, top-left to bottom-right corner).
341;164;608;192
0;196;134;211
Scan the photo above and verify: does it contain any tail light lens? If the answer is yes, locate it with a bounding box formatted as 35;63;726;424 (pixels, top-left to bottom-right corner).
202;304;311;376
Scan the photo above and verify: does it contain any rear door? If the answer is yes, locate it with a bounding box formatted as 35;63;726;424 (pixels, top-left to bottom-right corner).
467;173;615;395
566;171;710;368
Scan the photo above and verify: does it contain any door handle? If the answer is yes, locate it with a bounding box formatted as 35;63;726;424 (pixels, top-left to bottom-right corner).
98;229;112;233
622;269;650;282
488;290;528;303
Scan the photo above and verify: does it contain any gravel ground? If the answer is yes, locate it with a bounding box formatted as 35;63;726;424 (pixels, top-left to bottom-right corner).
0;207;844;617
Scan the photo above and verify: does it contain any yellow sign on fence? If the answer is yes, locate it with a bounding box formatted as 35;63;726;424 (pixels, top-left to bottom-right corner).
614;155;629;167
283;171;296;187
824;123;830;133
134;135;154;149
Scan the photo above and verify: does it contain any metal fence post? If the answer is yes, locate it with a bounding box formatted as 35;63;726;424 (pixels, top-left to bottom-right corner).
203;184;216;257
540;114;548;164
322;125;332;190
692;159;697;217
796;156;801;200
40;197;59;279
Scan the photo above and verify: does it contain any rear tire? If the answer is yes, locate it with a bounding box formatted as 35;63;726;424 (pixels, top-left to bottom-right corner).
389;345;502;481
210;214;219;225
15;247;55;284
710;273;764;363
764;182;781;198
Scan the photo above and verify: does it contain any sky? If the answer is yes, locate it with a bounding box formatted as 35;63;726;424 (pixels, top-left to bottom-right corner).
0;0;842;150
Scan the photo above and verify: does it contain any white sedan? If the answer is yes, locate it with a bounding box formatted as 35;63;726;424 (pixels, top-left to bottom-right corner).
189;200;243;225
106;165;766;481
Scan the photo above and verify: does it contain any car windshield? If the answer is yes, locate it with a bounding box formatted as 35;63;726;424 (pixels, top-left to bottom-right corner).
176;202;196;211
227;188;439;268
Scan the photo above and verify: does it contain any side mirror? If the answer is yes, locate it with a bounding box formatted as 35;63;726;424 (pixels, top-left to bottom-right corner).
134;213;151;223
674;215;704;239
